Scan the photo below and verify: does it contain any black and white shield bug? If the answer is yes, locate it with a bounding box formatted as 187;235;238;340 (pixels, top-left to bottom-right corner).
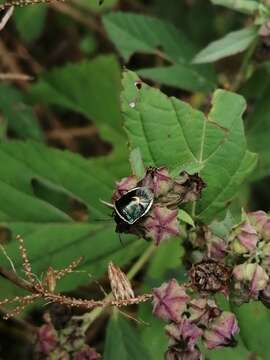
114;187;153;225
101;186;154;225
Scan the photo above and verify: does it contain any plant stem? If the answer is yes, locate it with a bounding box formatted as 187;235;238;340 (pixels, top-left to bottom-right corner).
79;243;156;332
231;38;259;92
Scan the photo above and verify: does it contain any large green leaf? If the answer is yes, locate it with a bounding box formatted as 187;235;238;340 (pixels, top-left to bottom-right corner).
247;83;270;180
0;84;43;141
193;27;258;64
104;312;151;360
103;12;216;93
0;141;147;296
232;301;270;360
121;70;257;222
30;56;123;146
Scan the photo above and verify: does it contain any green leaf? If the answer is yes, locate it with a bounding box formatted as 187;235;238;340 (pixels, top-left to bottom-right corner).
13;5;47;43
178;209;195;227
193;27;258;64
30;56;123;146
104;312;151;360
247;83;270;180
0;84;43;141
0;141;147;296
121;70;257;222
103;12;216;93
138;64;216;93
211;0;262;15
129;148;145;179
232;301;270;359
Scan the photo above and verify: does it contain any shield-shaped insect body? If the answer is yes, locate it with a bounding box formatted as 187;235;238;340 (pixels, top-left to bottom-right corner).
114;187;153;225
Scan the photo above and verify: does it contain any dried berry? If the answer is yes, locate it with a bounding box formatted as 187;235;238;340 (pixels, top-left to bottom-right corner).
189;260;231;294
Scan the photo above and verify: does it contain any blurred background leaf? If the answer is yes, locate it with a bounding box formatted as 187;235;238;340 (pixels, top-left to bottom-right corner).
103;12;217;93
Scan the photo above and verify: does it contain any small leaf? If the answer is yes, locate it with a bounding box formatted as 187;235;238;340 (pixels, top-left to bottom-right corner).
0;84;43;141
138;64;216;93
211;0;262;15
193;27;258;64
13;5;47;43
104;312;151;360
178;209;195;227
129;148;145;179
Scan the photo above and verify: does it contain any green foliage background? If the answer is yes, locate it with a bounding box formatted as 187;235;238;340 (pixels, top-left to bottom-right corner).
0;0;270;359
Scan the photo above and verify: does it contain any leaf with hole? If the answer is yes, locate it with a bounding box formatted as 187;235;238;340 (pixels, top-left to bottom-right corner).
121;70;257;223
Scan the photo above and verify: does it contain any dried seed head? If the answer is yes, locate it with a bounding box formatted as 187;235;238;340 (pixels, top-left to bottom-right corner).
44;267;56;293
108;262;134;301
173;172;206;204
189;260;231;294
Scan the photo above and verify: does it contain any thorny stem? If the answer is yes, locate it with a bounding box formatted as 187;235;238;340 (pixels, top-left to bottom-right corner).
78;243;157;332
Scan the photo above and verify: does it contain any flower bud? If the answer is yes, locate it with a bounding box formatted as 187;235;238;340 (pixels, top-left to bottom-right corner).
248;211;268;233
233;263;269;298
152;279;190;322
165;346;203;360
36;324;58;354
206;234;227;260
140;166;173;197
173;172;206;204
165;320;203;351
74;345;101;360
144;206;180;246
188;298;221;326
262;219;270;241
112;175;138;202
230;221;258;254
203;312;239;349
